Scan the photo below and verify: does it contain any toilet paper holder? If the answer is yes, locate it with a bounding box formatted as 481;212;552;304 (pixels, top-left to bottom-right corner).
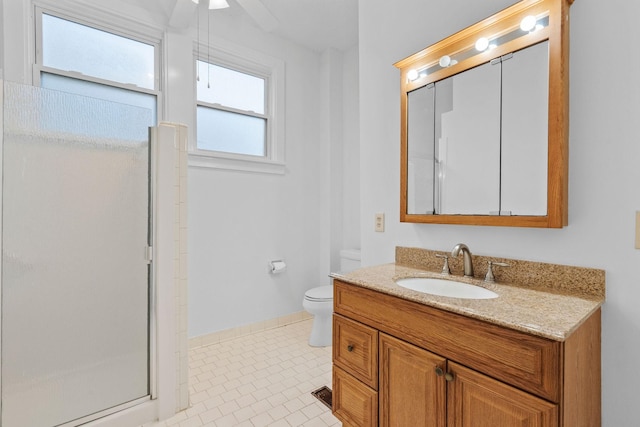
269;260;287;274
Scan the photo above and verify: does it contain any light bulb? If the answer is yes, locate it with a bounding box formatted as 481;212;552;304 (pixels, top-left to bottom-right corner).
439;55;452;67
407;69;419;81
520;15;537;32
209;0;230;9
475;37;489;52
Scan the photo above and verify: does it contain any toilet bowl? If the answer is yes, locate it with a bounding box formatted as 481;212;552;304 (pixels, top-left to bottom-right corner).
303;249;361;347
303;285;334;347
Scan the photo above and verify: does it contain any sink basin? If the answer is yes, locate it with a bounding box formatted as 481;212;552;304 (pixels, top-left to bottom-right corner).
395;277;498;299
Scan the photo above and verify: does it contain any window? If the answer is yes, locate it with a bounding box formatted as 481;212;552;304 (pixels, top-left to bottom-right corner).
191;42;285;174
35;8;160;126
196;61;267;157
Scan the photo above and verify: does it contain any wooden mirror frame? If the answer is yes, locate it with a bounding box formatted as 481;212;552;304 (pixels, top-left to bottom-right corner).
395;0;573;228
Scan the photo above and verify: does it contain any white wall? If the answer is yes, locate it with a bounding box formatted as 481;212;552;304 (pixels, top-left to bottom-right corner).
359;0;640;425
0;0;3;77
342;45;360;251
186;11;360;337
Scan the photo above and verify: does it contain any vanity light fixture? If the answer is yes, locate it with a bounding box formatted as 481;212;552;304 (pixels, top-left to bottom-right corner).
439;55;452;67
407;69;419;81
438;55;458;68
520;15;537;32
475;37;490;52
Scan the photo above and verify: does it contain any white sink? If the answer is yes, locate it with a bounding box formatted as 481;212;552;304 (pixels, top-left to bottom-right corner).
395;277;498;300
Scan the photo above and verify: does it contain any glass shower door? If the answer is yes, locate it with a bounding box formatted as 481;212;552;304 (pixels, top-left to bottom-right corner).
1;81;152;427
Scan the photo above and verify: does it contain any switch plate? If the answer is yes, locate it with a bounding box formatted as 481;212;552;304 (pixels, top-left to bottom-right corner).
636;211;640;249
375;213;385;232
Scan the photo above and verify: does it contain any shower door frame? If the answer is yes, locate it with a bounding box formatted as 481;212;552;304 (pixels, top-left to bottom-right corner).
0;84;178;426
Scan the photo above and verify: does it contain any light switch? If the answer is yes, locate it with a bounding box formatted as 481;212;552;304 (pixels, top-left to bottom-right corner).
375;213;385;232
636;211;640;249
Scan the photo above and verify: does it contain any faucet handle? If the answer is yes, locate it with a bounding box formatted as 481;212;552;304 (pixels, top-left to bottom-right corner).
485;261;509;282
435;254;451;275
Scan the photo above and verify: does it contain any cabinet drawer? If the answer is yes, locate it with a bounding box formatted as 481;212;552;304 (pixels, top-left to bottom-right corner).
333;366;378;427
334;314;378;389
334;280;561;402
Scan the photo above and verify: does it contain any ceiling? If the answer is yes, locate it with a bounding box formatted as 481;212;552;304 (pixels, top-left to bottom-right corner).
260;0;358;52
130;0;359;52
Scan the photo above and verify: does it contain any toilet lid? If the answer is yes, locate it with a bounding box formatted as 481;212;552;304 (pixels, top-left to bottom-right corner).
304;285;333;301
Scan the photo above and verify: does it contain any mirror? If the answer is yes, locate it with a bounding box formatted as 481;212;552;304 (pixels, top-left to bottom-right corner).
396;0;571;228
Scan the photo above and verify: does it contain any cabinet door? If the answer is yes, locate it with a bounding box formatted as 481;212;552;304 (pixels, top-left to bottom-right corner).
501;40;549;216
379;333;446;427
435;61;501;215
447;361;558;427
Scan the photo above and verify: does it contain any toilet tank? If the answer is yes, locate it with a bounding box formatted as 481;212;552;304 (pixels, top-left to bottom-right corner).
339;248;361;273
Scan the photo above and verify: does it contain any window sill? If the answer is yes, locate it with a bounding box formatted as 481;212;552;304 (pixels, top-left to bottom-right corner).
188;152;286;175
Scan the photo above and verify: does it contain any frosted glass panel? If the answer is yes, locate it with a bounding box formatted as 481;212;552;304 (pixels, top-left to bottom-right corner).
2;82;150;427
42;13;155;89
41;72;157;125
197;106;266;156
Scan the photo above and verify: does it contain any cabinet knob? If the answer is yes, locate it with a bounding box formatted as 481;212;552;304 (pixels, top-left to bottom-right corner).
347;344;354;352
435;366;444;376
445;372;455;382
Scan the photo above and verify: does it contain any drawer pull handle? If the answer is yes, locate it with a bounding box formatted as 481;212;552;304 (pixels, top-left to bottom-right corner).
445;372;455;382
435;366;444;376
347;344;354;352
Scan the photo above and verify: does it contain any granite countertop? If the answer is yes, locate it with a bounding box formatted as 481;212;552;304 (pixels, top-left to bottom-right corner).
330;262;604;342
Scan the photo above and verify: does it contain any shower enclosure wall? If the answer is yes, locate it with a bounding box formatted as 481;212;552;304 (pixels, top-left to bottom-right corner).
0;80;180;427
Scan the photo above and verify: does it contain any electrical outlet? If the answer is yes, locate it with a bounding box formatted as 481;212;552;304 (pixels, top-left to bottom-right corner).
375;213;385;232
636;211;640;249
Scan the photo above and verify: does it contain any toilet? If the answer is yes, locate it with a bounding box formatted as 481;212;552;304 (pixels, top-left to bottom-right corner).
303;249;361;347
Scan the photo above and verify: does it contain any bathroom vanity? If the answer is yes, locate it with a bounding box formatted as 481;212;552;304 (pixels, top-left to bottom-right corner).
330;248;604;426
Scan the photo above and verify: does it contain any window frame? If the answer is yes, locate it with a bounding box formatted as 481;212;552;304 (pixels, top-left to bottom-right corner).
33;3;163;122
191;39;286;175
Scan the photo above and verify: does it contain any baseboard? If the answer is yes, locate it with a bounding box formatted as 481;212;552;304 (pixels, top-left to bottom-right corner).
188;310;313;349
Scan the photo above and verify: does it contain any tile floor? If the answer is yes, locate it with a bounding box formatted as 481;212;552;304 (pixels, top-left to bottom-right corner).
157;319;341;427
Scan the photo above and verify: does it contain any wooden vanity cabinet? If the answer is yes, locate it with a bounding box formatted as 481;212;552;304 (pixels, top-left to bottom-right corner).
332;280;601;426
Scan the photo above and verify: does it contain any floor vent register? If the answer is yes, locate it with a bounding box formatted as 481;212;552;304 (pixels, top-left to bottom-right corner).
311;386;332;409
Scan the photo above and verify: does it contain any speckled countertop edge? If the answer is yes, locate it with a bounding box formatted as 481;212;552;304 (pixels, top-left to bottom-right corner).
330;262;604;342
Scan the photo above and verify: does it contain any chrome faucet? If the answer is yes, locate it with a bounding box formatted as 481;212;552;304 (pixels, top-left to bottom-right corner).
451;243;474;277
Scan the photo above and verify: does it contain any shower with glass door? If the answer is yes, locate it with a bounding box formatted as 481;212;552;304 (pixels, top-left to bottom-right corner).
0;80;154;427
